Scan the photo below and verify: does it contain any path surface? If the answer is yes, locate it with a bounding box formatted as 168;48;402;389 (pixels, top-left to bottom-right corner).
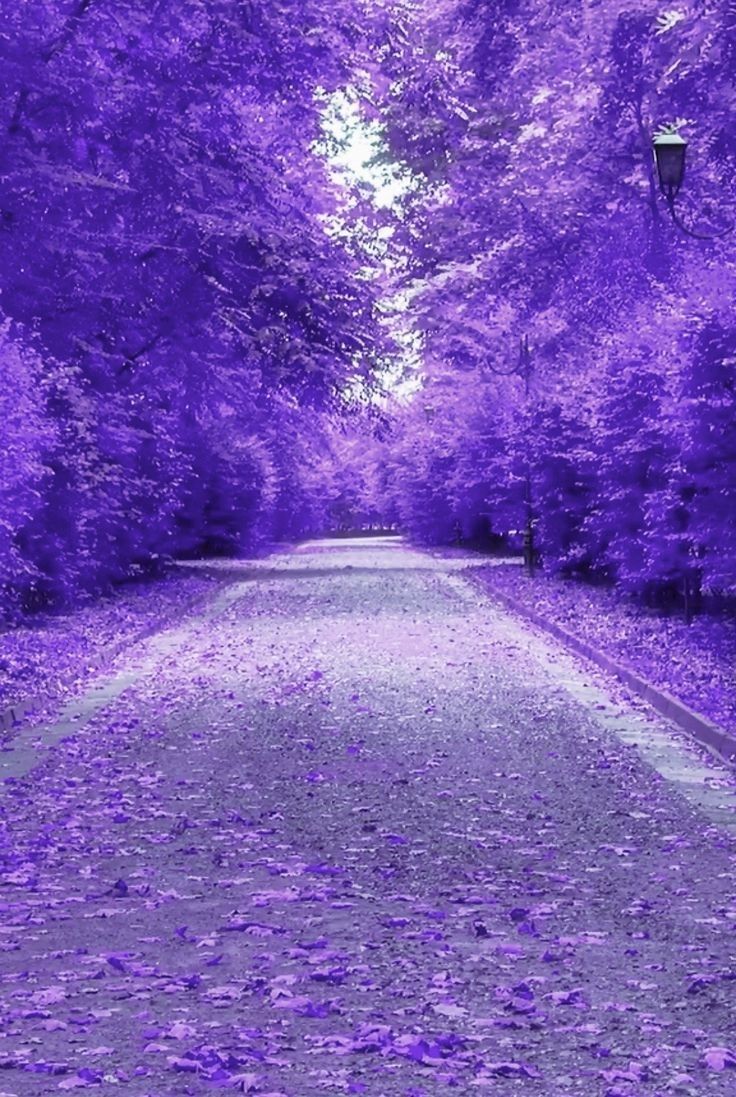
1;537;735;1096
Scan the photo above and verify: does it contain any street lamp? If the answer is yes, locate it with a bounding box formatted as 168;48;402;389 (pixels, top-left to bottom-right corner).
652;129;732;240
652;132;687;202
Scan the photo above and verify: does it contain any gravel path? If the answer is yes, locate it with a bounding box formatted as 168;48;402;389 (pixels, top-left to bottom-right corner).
1;537;735;1096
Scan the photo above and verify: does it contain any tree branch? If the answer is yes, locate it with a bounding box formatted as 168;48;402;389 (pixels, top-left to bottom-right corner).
7;0;97;136
43;0;96;63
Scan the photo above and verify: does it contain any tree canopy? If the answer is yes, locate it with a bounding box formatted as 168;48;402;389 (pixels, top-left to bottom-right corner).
0;0;391;612
377;0;736;603
1;0;735;616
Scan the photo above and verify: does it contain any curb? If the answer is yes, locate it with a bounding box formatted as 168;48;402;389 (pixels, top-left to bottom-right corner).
0;569;232;735
477;580;736;770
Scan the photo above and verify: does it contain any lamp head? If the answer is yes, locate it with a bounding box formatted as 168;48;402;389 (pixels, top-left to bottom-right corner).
653;131;687;200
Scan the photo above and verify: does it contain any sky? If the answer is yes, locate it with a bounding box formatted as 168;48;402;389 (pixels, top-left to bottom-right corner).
318;89;422;399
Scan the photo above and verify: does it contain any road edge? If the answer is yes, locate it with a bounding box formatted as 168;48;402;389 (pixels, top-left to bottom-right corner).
0;568;233;734
472;575;736;771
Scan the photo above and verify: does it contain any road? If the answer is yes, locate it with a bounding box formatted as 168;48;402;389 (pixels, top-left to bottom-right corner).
0;537;734;1096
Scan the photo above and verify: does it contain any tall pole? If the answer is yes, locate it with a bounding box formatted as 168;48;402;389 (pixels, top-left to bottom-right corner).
483;334;536;575
519;335;535;577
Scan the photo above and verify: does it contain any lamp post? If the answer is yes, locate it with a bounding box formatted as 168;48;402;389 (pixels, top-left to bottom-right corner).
484;335;536;576
652;130;732;240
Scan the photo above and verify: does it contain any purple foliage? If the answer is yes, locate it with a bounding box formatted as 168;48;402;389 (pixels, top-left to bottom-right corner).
0;0;388;617
373;0;736;606
1;0;735;623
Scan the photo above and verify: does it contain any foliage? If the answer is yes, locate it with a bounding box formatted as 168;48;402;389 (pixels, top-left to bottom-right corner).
2;0;735;620
378;0;736;602
0;0;388;616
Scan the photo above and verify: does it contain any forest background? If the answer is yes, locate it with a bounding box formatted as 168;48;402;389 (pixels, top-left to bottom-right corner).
1;0;735;623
